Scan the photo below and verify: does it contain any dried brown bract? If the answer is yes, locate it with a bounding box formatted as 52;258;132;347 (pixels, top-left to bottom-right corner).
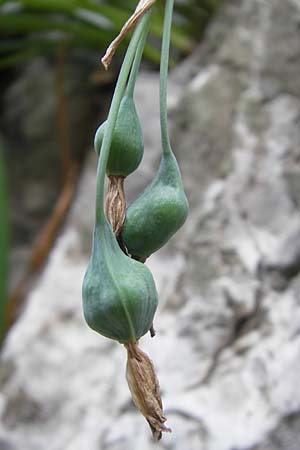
101;0;157;70
125;341;171;440
105;175;126;236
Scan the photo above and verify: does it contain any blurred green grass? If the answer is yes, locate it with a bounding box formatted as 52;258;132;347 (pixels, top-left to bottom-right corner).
0;0;223;67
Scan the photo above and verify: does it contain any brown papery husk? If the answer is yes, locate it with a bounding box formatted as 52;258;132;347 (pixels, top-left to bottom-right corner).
105;175;126;236
124;341;171;440
101;0;158;70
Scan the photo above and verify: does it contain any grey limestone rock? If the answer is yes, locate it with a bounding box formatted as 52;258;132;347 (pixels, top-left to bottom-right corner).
1;1;300;449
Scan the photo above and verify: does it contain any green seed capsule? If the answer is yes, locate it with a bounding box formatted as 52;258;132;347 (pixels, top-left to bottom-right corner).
82;219;158;343
94;94;144;177
121;151;189;261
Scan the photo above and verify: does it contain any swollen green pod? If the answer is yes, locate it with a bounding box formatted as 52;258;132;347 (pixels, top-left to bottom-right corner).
121;151;189;261
94;94;144;177
121;0;188;261
82;218;158;343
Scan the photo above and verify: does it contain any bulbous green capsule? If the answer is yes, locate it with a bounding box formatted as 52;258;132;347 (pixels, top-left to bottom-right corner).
82;219;158;343
94;94;144;177
121;151;189;261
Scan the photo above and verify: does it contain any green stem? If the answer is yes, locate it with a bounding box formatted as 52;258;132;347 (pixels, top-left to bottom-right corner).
0;143;9;347
95;10;152;225
126;11;152;98
160;0;174;156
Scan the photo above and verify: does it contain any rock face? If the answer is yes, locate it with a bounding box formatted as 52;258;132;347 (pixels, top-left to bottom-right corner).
1;1;300;449
2;56;112;290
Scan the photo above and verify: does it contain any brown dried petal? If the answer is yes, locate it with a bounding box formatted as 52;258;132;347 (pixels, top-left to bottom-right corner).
105;176;126;236
124;342;171;440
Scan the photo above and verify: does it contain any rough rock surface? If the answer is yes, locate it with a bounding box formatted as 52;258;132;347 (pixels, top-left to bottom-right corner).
2;56;112;290
1;0;300;449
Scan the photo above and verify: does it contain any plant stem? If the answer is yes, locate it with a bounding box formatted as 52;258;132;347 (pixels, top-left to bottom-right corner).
160;0;174;156
0;143;9;347
95;10;152;225
126;11;152;98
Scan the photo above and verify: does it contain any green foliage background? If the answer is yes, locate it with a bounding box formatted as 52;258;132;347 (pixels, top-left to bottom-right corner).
0;0;222;67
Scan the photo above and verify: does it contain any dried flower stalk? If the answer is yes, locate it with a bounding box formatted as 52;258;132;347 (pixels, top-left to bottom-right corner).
101;0;157;70
125;341;171;440
105;176;126;236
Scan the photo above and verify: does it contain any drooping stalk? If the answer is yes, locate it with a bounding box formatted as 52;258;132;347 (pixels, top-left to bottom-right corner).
95;10;152;226
159;0;174;156
126;12;152;98
0;144;9;347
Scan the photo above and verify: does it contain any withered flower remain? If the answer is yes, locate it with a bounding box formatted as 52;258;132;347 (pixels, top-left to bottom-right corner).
105;175;125;236
125;342;171;440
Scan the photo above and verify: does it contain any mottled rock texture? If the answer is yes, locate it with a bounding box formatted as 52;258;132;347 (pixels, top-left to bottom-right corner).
1;0;300;449
1;56;112;289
